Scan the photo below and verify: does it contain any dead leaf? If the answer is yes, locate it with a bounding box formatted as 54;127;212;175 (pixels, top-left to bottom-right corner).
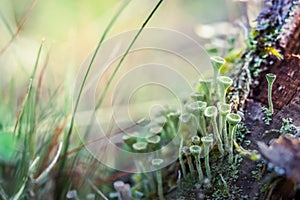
257;135;300;183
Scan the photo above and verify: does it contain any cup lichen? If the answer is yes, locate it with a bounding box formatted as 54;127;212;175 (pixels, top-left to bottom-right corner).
189;145;204;182
204;106;224;155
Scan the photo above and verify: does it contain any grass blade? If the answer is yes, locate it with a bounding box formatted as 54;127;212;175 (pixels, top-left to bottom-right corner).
61;0;132;160
13;39;44;135
0;0;39;55
0;11;14;36
55;0;131;198
84;0;164;138
13;79;32;135
95;0;164;110
87;179;109;200
34;142;62;185
0;184;8;200
11;178;27;200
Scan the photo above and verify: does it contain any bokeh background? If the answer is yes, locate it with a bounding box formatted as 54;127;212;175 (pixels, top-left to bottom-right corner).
0;0;263;147
0;0;264;198
0;0;254;87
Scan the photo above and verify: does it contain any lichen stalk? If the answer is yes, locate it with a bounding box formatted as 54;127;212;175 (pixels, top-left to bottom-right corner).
201;135;213;179
226;113;241;163
210;56;225;99
266;73;276;114
217;76;233;103
151;159;165;200
189;145;204;182
217;102;231;151
204;106;224;155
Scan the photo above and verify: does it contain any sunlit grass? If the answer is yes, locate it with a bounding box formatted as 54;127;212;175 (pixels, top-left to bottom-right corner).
0;0;243;199
0;0;166;199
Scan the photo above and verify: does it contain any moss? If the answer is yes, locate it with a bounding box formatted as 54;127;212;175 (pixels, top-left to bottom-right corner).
261;106;272;125
279;118;298;135
235;121;251;144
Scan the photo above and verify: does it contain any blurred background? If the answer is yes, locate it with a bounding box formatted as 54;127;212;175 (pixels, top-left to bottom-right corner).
0;0;264;198
0;0;264;145
0;0;261;89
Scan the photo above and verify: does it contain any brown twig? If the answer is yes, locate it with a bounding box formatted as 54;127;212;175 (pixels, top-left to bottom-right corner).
0;0;38;55
36;50;49;104
40;114;70;170
13;79;33;134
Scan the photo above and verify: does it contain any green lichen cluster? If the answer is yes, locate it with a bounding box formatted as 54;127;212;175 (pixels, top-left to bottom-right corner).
120;56;252;199
174;153;248;200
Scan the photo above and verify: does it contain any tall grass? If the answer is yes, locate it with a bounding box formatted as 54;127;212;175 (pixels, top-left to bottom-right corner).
0;0;38;55
0;0;165;199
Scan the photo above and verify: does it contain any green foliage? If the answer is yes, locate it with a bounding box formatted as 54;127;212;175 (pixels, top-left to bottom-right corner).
0;0;167;199
261;106;272;125
242;1;297;78
0;133;18;164
279;118;298;135
235;121;251;144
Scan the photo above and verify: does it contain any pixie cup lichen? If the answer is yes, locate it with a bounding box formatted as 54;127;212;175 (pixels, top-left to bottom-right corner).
217;76;233;103
166;112;179;138
122;134;137;147
189;145;204;182
204;106;224;155
178;113;197;178
226;113;241;163
154;115;167;127
150;126;163;135
132;141;148;153
178;113;200;178
182;146;195;174
265;73;276;114
179;113;198;138
197;101;208;136
201;135;213;179
199;79;212;105
190;91;205;101
151;158;165;200
184;102;201;133
191;135;201;145
217;102;231;150
146;135;161;151
210;56;225;97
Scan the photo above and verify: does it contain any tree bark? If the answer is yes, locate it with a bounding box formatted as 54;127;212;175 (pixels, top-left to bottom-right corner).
231;0;300;138
235;1;300;199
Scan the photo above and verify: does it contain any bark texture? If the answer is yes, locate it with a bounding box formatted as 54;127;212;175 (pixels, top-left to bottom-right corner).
238;1;300;199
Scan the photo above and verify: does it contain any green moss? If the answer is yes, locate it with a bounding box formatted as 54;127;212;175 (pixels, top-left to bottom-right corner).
235;121;251;144
279;118;298;135
262;106;272;125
